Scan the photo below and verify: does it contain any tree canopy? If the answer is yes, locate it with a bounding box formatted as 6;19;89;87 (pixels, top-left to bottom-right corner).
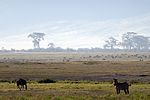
28;32;45;48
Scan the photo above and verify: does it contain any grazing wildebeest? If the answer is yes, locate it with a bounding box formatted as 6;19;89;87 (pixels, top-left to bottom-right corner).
17;78;27;90
113;79;131;94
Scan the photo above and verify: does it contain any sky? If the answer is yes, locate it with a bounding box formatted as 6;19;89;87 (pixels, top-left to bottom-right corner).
0;0;150;50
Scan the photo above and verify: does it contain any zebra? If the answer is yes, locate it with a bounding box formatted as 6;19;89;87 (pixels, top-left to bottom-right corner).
113;79;131;94
17;78;27;91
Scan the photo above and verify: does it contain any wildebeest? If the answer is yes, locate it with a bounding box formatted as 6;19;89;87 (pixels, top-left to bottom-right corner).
113;79;131;94
17;78;27;90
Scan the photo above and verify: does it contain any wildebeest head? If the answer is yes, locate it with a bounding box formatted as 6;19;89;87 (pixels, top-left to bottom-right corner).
113;78;118;86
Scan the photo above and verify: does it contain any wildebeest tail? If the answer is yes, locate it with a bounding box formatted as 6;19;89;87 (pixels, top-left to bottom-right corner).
25;84;27;90
128;83;131;86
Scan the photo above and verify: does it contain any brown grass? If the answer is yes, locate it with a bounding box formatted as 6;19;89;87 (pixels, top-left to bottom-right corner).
0;61;150;83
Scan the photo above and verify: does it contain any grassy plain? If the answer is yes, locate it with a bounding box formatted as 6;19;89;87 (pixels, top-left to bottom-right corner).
0;82;150;100
0;52;150;100
0;81;150;100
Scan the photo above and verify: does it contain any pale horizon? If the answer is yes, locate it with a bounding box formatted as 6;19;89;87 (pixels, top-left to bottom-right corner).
0;0;150;50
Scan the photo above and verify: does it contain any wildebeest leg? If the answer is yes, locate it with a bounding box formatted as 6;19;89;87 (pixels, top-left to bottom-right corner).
20;85;23;90
25;84;27;90
118;89;120;94
127;88;129;94
22;85;24;89
116;88;120;94
18;85;21;91
124;89;127;94
116;89;118;94
116;88;118;94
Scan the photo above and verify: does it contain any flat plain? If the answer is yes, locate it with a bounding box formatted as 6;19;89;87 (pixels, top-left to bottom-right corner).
0;52;150;100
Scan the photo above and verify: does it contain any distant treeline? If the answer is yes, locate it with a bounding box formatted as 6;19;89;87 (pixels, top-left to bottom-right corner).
1;32;150;52
103;32;150;50
0;47;150;53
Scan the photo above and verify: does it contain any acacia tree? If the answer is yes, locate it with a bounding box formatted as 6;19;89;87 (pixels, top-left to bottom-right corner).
121;32;137;50
48;43;55;48
132;35;150;50
104;37;118;49
28;32;45;49
121;32;150;50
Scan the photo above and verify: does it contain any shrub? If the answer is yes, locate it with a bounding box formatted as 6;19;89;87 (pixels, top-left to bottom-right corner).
38;79;56;83
0;80;10;83
83;61;98;65
130;80;139;84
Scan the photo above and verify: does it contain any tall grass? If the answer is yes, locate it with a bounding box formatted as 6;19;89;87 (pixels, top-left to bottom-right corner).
0;82;150;100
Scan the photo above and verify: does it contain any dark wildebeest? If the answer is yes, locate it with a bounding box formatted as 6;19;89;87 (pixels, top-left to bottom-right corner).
113;79;131;94
17;78;27;90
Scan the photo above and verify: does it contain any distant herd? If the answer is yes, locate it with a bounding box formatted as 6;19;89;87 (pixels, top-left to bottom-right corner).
16;78;131;94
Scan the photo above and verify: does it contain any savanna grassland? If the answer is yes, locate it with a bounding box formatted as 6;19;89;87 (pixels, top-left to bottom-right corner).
0;52;150;100
0;82;150;100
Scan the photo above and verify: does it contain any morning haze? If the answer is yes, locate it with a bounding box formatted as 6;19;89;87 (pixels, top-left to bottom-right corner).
0;0;150;99
0;0;150;50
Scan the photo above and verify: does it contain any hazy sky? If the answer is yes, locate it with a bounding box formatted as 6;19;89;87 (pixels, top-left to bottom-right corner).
0;0;150;49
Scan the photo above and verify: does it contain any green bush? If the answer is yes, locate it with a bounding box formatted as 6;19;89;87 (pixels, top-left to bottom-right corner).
83;61;98;65
0;80;10;83
38;79;56;83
